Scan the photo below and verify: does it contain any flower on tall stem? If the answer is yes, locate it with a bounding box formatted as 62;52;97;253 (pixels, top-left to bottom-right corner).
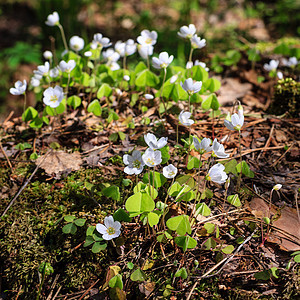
177;24;196;39
211;138;229;158
45;12;59;26
224;113;244;131
152;52;173;69
179;110;194;126
263;60;279;72
69;36;85;52
43;51;53;61
96;216;121;241
144;133;168;150
10;80;27;95
206;163;228;184
43;86;64;108
33;62;50;79
191;35;206;49
59;60;76;73
193;137;212;154
92;33;112;49
163;164;178;179
123;150;145;175
142;148;162;167
137;30;157;46
180;78;202;95
272;184;282;191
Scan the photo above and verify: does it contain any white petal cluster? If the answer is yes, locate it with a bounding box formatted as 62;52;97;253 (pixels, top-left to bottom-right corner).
45;11;59;26
191;35;206;49
144;133;168;150
144;94;154;100
177;24;196;39
31;77;40;87
96;216;121;240
92;33;112;48
273;184;282;191
263;59;279;72
137;44;154;59
43;86;64;108
59;60;76;73
224;112;244;131
163;164;178;179
123;150;145;175
33;62;50;79
43;50;53;60
206;163;228;184
195;60;209;71
179;110;194;126
152;52;174;69
211;138;229;158
69;35;85;52
142;148;162;167
180;78;202;95
115;39;136;57
10;80;27;95
49;67;60;78
137;30;158;46
193;137;212;154
282;57;298;68
102;49;120;62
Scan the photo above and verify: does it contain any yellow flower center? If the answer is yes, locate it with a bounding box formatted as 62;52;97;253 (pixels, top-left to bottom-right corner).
133;160;141;168
107;227;116;235
147;158;155;165
50;95;58;102
206;175;211;181
145;38;152;44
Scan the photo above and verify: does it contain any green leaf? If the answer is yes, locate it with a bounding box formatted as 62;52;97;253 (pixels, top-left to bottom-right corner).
44;98;66;115
92;242;107;253
92;231;104;242
175;267;188;279
62;223;77;234
109;274;123;289
293;254;300;263
30;152;38;160
135;69;159;87
134;61;147;74
64;215;76;223
236;161;254;178
127;262;134;269
191;65;209;82
29;117;44;129
97;83;112;98
133;182;158;199
83;236;95;247
201;93;219;111
102;185;120;201
125;192;155;216
143;171;166;189
203;237;217;250
176;175;195;189
221;245;234;254
254;269;271;281
130;268;146;282
195;203;211;217
22;107;38;122
159;146;170;164
147;212;160;227
74;218;86;227
227;194;241;207
166;215;191;236
168;182;182;197
187;156;200;170
67;95;81;109
204;223;215;234
86;226;96;236
174;235;197;252
87;99;102;116
175;184;195;202
203;78;221;93
113;208;131;222
224;159;238;175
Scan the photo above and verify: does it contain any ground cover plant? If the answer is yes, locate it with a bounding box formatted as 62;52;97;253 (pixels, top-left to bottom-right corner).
0;4;300;300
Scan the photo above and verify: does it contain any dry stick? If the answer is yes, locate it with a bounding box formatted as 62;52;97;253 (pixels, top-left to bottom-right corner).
1;149;53;217
46;274;60;300
0;139;12;169
78;279;100;300
295;189;300;224
52;286;62;300
270;142;294;168
257;124;275;160
187;229;257;300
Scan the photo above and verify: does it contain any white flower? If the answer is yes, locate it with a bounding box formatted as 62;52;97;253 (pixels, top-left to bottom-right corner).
43;86;64;108
180;78;202;95
195;60;209;71
43;50;53;60
152;52;173;69
115;88;122;96
206;163;228;184
69;35;85;51
84;51;92;57
34;61;50;79
142;148;162;167
179;110;194;126
106;61;120;71
102;49;120;62
115;39;136;57
137;29;157;46
170;74;179;84
263;59;279;72
144;133;168;150
92;33;111;48
49;67;60;78
30;77;40;87
186;61;193;69
145;94;154;100
59;60;76;73
224;113;244;131
45;11;59;26
282;57;298;68
277;71;283;79
137;44;153;59
163;164;178;179
177;24;196;39
211;138;229;158
123;150;145;175
10;80;27;95
272;184;282;191
193;137;212;154
123;75;130;81
191;35;206;49
96;216;121;241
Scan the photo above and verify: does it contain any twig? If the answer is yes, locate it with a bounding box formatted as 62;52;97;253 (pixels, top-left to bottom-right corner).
187;229;257;300
52;285;62;300
1;149;53;217
0;139;12;169
257;124;274;159
78;279;100;300
270;142;294;167
295;189;300;224
46;274;60;300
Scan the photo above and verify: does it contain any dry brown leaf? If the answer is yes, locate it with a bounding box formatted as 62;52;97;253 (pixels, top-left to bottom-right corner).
36;151;82;179
249;197;300;251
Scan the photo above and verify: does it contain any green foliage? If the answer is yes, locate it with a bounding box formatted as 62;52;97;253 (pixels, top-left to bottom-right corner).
62;215;86;235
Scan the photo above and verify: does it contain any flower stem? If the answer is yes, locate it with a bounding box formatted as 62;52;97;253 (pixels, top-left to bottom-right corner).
237;130;243;191
58;24;69;52
123;54;127;70
188;47;194;64
23;93;27;113
188;94;191;113
159;68;168;115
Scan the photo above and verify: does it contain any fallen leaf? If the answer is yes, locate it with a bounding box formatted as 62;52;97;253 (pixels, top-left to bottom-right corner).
36;151;82;179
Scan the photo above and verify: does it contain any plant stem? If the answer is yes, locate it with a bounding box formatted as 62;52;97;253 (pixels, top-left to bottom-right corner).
188;94;191;113
188;47;194;64
237;131;242;191
23;93;27;113
159;68;168;115
58;24;69;52
123;55;127;70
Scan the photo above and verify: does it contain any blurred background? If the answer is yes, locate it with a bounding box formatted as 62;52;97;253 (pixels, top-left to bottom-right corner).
0;0;299;119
